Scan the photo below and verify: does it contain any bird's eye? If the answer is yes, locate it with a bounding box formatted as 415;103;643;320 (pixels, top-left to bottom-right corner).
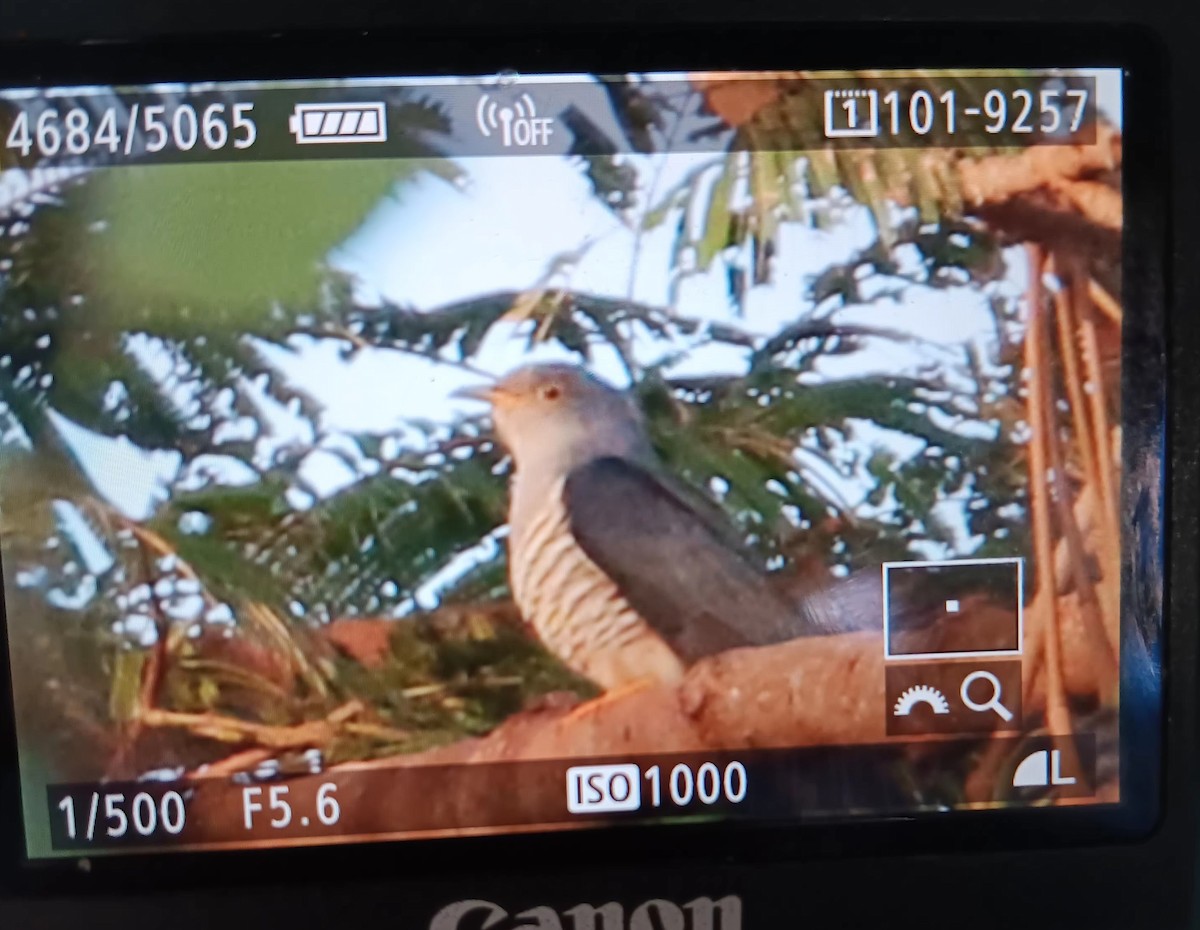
540;384;562;401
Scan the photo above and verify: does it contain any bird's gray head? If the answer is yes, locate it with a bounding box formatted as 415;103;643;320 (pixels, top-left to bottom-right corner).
456;363;651;475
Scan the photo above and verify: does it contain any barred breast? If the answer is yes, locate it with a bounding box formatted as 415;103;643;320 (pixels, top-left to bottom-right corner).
508;478;686;690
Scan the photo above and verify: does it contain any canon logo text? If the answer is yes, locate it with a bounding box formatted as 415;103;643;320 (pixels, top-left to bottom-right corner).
430;895;742;930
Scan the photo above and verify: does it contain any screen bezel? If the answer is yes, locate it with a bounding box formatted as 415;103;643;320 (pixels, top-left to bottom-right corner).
0;20;1176;900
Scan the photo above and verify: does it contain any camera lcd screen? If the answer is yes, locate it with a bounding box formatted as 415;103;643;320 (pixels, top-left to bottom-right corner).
0;65;1154;858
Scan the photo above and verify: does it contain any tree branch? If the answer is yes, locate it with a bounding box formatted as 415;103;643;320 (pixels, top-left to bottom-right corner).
144;700;366;754
345;633;891;766
957;124;1121;219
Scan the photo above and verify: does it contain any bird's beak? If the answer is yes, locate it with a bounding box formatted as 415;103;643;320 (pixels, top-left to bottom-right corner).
452;383;517;406
451;383;497;404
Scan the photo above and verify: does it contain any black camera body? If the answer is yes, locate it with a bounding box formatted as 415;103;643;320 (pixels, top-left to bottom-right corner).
0;5;1194;929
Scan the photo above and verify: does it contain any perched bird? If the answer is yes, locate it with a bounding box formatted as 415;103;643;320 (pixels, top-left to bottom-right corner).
456;363;875;691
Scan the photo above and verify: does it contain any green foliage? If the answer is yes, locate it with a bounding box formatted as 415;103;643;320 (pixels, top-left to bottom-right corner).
622;73;1070;312
696;153;737;272
734;71;1040;231
5;158;434;444
4;583;123;779
152;442;509;621
642;370;1021;570
0;72;1035;779
0;92;459;450
54;161;418;333
323;615;597;762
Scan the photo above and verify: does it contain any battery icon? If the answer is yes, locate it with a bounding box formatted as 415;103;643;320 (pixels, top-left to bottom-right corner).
288;102;388;144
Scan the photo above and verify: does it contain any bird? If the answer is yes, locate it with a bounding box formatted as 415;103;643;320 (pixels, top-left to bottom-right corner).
455;363;879;692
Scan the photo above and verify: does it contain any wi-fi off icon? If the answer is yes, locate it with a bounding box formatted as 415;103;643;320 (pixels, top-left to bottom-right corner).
474;92;554;148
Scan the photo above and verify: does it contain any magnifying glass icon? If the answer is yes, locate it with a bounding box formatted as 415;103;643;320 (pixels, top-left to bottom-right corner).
960;670;1014;722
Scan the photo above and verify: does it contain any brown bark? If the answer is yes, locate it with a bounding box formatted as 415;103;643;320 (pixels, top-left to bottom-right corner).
1067;262;1122;665
957;124;1121;221
690;74;789;126
142;701;367;755
355;632;890;766
973;196;1121;261
324;618;395;668
1088;279;1122;325
1052;180;1123;232
1022;245;1074;740
1040;261;1118;696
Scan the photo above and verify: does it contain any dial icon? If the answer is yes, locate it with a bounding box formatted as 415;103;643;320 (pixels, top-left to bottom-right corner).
893;684;951;716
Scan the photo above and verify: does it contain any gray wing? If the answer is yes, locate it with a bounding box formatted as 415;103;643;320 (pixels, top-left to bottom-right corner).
795;570;886;634
562;457;801;661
